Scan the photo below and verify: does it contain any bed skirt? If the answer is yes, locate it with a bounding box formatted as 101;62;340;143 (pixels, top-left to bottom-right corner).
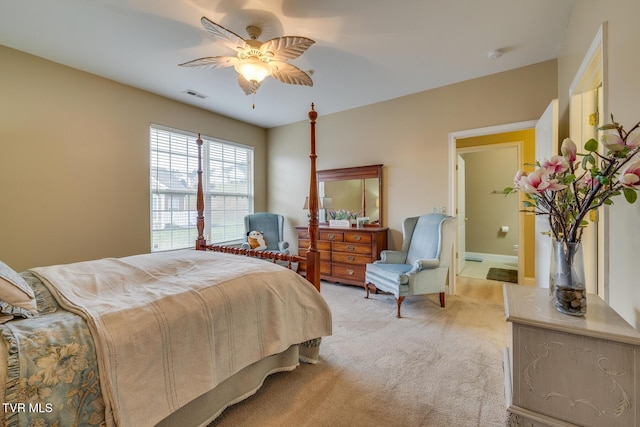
156;343;314;427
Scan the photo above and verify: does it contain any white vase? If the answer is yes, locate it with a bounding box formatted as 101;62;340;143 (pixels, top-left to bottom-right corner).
549;239;586;316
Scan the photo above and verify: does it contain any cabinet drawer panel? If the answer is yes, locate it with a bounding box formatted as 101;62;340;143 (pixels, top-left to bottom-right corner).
298;248;332;261
297;229;310;239
332;242;372;255
332;264;365;282
297;256;331;275
513;324;637;427
319;261;332;275
298;239;331;251
320;231;344;242
344;232;372;244
332;252;372;265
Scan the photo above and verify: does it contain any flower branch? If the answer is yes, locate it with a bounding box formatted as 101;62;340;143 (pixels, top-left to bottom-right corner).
505;116;640;245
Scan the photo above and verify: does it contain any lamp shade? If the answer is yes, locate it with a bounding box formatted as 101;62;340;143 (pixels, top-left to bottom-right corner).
234;58;272;83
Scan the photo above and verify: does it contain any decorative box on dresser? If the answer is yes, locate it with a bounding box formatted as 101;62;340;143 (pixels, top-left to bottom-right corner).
503;284;640;427
296;226;388;287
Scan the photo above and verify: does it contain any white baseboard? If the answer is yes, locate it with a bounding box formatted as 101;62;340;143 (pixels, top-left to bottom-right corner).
465;252;517;264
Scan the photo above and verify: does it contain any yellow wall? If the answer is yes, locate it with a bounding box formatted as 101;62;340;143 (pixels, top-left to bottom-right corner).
0;45;267;271
458;130;536;278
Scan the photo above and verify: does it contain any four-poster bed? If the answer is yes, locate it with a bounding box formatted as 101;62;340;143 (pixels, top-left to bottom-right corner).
0;105;329;427
196;104;322;292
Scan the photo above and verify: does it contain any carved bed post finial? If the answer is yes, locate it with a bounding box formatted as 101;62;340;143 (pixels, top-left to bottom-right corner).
306;103;321;291
196;134;207;250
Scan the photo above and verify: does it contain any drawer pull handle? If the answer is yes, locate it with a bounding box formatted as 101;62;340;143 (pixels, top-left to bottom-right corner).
328;234;335;240
346;269;354;276
347;245;355;251
347;256;355;262
353;235;361;241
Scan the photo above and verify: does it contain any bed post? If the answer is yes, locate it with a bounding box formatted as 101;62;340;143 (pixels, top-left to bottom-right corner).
195;134;207;250
306;104;321;291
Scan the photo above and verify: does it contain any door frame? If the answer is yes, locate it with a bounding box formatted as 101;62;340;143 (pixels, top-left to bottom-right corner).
448;121;536;295
569;22;608;300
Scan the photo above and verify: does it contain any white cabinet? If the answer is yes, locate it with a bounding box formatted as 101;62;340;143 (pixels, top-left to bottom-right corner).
503;284;640;426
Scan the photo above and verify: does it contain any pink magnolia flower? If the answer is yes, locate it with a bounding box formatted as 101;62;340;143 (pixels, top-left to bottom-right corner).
560;138;577;162
541;155;569;174
601;133;626;152
619;159;640;187
575;174;594;190
513;170;526;187
516;168;567;194
626;127;640;148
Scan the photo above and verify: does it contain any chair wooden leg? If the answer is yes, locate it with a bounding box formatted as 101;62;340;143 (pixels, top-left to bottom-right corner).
365;283;370;299
439;292;445;308
396;296;405;318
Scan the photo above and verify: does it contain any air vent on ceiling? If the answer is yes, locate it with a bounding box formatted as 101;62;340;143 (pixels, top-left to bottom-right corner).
183;89;208;99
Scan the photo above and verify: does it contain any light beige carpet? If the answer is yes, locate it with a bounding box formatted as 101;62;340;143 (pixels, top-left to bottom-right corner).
212;281;508;427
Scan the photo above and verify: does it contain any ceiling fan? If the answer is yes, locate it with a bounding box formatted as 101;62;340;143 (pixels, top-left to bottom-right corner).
179;16;315;95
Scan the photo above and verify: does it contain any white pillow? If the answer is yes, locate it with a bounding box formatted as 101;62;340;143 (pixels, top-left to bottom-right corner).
0;260;37;322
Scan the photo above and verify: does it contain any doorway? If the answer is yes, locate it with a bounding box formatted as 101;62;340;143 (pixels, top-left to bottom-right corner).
457;144;520;282
448;121;536;295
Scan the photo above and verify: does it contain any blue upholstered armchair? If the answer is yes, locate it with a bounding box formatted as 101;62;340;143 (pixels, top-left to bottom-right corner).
365;213;456;318
240;212;290;254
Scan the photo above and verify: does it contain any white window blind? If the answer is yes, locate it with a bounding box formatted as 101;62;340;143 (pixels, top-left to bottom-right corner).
150;125;254;251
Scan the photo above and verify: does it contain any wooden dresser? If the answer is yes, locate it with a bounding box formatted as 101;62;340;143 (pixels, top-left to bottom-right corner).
503;284;640;427
296;225;388;287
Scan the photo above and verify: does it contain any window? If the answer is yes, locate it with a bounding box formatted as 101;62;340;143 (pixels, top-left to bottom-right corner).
150;125;254;251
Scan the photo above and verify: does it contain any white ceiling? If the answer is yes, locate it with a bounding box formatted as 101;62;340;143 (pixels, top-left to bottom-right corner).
0;0;574;128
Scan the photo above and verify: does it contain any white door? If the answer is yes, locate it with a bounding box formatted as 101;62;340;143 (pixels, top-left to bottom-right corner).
534;99;559;289
456;155;466;273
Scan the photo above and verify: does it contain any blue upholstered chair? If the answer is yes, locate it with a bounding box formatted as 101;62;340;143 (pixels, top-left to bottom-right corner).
365;213;456;318
240;212;290;254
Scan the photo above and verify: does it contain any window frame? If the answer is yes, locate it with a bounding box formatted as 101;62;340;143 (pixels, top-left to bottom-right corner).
150;124;254;252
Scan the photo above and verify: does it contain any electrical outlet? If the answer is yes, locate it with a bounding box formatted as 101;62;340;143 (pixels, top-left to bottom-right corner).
432;207;446;214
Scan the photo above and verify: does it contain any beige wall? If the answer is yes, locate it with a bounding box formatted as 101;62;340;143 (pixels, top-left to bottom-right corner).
557;0;640;327
0;45;267;271
268;61;558;268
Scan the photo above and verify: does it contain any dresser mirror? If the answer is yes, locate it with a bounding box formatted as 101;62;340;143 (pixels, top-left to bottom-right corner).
317;164;383;226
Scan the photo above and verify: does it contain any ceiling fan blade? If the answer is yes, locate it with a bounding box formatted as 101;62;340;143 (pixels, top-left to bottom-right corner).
200;16;247;52
260;36;315;61
178;56;237;69
270;62;313;86
238;74;261;95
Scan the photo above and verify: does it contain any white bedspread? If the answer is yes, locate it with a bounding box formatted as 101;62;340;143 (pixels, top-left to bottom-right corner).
31;249;332;427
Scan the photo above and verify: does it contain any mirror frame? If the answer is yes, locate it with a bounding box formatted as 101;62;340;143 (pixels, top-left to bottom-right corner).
317;164;384;226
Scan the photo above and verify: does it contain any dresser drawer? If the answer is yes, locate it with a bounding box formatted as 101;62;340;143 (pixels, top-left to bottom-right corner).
344;231;372;244
297;255;332;275
332;252;372;265
298;247;332;261
320;231;344;242
298;239;331;251
297;229;310;239
332;264;365;282
332;242;372;255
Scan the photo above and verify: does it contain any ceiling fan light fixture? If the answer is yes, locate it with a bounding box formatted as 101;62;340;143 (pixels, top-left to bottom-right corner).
234;58;272;83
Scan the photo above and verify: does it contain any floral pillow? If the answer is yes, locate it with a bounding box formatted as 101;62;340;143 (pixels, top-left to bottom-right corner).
0;260;38;322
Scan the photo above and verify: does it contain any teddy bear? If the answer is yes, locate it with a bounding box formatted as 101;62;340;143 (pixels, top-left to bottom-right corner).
247;230;268;250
